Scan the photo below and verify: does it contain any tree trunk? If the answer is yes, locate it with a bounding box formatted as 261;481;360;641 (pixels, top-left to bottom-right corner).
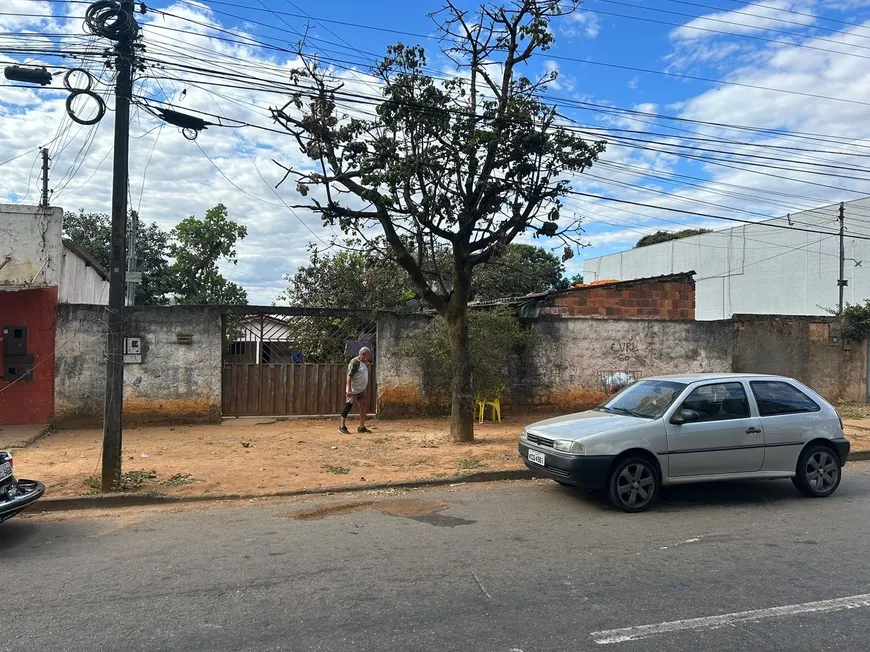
446;290;474;443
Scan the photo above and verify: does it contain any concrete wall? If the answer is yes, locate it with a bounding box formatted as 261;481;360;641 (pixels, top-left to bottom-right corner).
376;313;441;417
582;197;870;321
0;204;63;287
525;317;733;409
54;304;223;427
733;315;868;404
376;313;734;415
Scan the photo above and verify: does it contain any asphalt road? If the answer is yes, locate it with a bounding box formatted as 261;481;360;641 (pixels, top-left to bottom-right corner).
5;463;870;652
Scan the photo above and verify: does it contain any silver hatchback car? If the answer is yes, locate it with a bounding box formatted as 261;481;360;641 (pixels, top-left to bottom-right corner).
519;374;851;512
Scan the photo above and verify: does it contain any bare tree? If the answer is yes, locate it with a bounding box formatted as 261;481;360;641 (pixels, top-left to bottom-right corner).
271;0;605;442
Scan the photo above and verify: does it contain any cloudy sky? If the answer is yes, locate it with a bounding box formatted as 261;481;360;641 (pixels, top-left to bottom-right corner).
3;0;870;303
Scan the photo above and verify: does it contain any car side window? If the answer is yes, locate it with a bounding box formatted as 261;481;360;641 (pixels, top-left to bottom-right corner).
750;381;820;416
679;382;750;422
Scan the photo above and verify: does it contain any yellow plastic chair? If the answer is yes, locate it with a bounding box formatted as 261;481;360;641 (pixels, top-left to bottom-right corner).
476;387;504;423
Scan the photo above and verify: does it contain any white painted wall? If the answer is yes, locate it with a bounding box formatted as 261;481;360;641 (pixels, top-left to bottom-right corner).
0;203;63;287
583;198;870;320
59;244;109;305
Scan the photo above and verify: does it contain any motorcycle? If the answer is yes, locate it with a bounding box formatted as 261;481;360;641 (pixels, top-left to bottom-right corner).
0;451;45;523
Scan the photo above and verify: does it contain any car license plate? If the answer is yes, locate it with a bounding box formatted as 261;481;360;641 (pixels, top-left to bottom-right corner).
528;450;545;467
0;462;12;482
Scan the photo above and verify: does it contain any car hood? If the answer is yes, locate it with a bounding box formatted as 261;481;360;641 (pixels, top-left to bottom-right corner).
525;410;647;441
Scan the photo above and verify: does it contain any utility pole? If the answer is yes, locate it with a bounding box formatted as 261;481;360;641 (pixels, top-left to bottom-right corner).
102;0;137;492
838;202;846;316
39;148;50;207
126;210;138;306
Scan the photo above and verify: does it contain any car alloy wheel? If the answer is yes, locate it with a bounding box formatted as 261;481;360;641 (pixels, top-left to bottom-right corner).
793;445;841;498
609;457;659;513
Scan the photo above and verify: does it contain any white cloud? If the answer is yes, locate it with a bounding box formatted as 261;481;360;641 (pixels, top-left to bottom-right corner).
564;12;601;39
670;0;817;41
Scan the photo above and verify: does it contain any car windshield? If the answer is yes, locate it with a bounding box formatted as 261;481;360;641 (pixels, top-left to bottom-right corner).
599;380;687;419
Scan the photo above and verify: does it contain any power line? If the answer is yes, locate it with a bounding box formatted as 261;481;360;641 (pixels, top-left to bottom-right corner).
568;191;870;241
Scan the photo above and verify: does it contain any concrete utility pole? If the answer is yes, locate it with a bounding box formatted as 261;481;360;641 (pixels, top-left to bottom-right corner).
39;148;50;207
838;202;846;316
102;0;137;492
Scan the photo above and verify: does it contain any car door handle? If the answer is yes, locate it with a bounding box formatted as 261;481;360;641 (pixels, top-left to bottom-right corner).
746;427;762;435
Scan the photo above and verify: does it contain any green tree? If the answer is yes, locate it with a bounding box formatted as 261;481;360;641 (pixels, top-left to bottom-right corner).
283;246;414;310
474;243;566;300
403;308;535;403
285;242;577;309
273;1;604;441
635;229;711;248
62;209;172;305
169;204;248;305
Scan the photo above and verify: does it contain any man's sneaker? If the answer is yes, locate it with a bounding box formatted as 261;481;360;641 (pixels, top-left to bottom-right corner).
338;426;350;434
357;427;372;433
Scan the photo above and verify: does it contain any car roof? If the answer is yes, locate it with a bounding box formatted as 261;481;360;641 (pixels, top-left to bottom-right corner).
640;373;793;384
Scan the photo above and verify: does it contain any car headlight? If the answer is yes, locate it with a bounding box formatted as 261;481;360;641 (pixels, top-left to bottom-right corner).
552;440;586;455
520;429;529;441
552;439;571;452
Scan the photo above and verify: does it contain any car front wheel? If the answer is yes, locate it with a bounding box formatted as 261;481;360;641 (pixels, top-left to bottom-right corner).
793;444;842;498
608;457;659;513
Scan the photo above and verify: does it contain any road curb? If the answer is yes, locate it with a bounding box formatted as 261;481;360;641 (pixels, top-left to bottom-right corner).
27;453;870;513
1;425;53;451
31;468;535;513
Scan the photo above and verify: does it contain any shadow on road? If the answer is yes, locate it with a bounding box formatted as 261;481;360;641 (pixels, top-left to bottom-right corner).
0;519;41;551
554;478;854;512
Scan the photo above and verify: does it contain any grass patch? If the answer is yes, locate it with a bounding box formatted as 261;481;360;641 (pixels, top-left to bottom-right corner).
457;458;485;470
83;470;158;493
323;464;351;475
161;473;198;487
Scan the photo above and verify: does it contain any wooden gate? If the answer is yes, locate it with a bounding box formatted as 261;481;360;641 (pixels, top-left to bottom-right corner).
221;310;378;417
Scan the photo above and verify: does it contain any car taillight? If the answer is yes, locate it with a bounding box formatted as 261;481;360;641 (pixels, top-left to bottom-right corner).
837;412;844;432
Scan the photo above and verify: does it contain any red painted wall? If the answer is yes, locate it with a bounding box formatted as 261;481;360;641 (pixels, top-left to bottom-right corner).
0;287;57;426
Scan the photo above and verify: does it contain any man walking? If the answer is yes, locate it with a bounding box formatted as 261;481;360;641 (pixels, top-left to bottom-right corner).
339;346;372;434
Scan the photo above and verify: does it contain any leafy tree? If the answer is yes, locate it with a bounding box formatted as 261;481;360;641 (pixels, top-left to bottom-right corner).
839;300;870;341
169;204;248;305
473;243;566;300
272;1;604;441
284;242;571;308
403;308;535;404
635;229;711;248
63;209;172;305
283;246;415;310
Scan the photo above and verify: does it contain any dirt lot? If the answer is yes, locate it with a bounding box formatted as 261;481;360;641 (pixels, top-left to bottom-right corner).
12;413;870;500
13;416;538;499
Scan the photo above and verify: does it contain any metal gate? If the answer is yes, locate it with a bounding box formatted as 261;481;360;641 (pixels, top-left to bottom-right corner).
222;310;378;417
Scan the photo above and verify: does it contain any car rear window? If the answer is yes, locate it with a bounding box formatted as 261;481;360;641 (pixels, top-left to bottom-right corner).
750;381;820;416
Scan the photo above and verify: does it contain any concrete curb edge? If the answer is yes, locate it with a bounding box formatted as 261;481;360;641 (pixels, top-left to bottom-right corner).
30;468;535;513
27;453;870;513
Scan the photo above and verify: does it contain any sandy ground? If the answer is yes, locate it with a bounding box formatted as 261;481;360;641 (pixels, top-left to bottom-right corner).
12;416;538;499
11;413;870;500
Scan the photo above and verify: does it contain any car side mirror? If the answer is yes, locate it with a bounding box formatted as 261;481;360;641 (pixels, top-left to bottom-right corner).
672;409;701;425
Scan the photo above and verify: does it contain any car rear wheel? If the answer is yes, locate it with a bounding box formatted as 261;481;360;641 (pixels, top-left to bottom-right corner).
792;445;842;498
608;457;659;513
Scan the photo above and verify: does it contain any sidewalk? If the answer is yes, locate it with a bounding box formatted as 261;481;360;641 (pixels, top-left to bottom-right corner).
0;424;51;451
12;416;536;499
11;415;870;502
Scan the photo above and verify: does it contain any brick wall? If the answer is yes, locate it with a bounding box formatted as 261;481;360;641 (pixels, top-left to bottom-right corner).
551;278;695;320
